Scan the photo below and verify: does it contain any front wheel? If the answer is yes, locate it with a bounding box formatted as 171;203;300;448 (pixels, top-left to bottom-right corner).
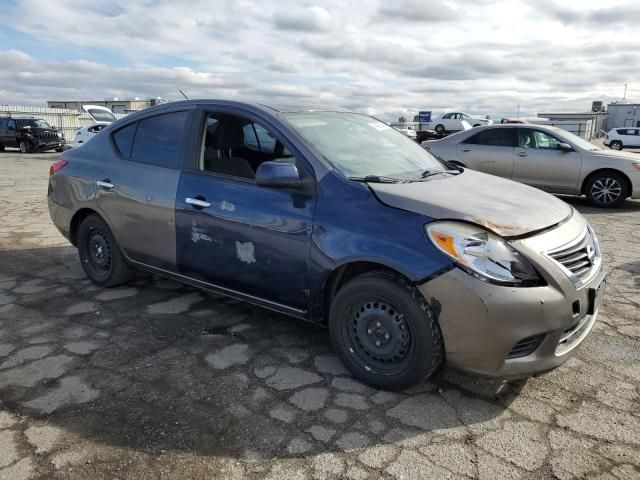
585;171;629;208
609;141;622;150
77;214;132;287
435;124;445;135
329;271;443;390
55;147;64;153
19;141;30;153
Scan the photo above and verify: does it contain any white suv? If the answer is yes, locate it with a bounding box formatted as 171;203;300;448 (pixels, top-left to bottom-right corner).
604;127;640;150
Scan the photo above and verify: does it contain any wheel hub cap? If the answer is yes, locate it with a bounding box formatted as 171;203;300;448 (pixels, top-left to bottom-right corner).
349;302;412;369
591;178;621;204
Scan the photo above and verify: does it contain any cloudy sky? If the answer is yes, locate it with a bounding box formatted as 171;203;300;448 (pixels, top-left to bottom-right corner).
0;0;638;120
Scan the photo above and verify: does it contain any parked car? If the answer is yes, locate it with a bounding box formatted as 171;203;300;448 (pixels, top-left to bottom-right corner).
73;105;118;145
394;126;417;140
427;112;492;134
48;100;606;389
423;124;640;208
0;117;65;153
603;127;640;150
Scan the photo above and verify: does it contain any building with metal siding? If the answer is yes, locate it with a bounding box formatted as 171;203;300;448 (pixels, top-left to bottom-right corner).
47;97;168;114
606;103;640;129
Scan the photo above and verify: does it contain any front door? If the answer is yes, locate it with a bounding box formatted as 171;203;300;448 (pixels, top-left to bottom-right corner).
175;110;316;309
512;128;582;193
456;127;516;178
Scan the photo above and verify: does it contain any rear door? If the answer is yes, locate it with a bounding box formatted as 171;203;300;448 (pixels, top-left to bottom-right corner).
0;118;8;146
456;128;516;178
4;119;18;147
512;128;582;193
619;128;640;147
95;107;194;270
175;108;316;310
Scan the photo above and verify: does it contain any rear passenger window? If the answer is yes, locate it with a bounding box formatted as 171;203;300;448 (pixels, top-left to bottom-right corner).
464;128;516;147
130;111;189;168
113;123;137;157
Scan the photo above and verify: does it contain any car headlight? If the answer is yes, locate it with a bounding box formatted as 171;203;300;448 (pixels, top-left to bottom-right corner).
426;221;542;286
57;132;63;138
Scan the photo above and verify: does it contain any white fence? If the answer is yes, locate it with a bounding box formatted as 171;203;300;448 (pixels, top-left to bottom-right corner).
0;105;127;141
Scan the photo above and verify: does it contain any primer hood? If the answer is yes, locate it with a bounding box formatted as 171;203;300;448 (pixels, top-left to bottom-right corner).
369;170;572;237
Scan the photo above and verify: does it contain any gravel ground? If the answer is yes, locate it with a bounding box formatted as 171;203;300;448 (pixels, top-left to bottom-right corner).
0;149;639;480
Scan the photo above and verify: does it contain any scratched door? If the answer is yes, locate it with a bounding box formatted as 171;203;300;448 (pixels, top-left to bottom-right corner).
175;170;315;309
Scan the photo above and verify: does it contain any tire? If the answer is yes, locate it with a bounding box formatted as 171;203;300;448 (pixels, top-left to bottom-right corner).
473;123;481;127
609;141;622;150
55;147;64;153
0;143;5;151
77;214;132;287
435;124;445;135
19;141;31;154
329;271;443;390
585;171;629;208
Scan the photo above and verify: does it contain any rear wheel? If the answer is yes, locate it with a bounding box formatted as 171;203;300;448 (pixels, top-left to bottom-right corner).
585;171;629;208
435;124;445;135
329;271;443;390
19;141;30;153
0;143;5;151
77;214;132;287
609;141;622;150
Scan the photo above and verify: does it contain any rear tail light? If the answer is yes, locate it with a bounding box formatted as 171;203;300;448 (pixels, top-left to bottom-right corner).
49;159;68;176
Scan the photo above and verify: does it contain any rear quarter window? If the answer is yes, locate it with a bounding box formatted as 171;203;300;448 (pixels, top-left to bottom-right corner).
113;122;137;158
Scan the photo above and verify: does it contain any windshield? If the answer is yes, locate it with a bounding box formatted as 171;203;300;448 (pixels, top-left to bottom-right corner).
18;119;52;129
87;109;117;123
552;127;600;151
281;112;447;180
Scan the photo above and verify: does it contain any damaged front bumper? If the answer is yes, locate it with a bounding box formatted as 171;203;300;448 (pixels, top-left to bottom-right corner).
417;214;606;378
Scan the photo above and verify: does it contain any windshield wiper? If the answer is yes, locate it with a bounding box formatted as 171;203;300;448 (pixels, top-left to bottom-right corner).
348;175;404;184
416;170;461;180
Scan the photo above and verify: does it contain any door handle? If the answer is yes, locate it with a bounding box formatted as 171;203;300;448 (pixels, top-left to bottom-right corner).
517;151;528;157
96;179;114;189
185;197;211;209
461;147;471;152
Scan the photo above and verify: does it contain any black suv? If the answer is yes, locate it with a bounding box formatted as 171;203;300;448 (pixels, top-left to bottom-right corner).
0;117;65;153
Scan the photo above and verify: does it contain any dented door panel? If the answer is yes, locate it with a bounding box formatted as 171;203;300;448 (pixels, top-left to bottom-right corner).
175;171;315;308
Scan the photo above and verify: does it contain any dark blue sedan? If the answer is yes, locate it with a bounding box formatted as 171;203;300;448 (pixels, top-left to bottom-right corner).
48;100;605;389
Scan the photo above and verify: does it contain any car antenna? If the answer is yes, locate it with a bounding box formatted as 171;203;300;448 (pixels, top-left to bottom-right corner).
179;90;189;100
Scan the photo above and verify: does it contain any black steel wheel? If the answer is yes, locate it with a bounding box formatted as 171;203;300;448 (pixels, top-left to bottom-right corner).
585;171;629;208
77;214;131;287
329;271;443;390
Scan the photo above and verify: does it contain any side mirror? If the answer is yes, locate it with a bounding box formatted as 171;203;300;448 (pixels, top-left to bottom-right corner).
255;161;301;188
557;142;573;152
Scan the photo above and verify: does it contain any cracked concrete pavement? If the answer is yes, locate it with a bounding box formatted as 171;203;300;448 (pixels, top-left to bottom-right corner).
0;150;639;479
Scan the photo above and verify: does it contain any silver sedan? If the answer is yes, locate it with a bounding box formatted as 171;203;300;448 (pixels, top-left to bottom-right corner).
423;124;640;207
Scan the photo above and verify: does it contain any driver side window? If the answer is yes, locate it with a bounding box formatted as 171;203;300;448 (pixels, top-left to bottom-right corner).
519;129;562;150
199;112;296;180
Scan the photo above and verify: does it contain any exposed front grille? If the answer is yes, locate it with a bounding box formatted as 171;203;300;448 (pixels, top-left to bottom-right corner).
35;131;57;140
547;228;599;284
507;333;545;359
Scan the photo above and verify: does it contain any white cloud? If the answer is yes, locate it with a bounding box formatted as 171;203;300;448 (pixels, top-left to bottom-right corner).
0;0;638;120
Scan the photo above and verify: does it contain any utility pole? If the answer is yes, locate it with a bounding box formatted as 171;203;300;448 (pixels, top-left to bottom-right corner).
623;82;628;102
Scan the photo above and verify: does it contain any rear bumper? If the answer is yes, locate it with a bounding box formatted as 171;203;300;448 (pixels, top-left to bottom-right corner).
47;194;73;242
417;214;605;378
